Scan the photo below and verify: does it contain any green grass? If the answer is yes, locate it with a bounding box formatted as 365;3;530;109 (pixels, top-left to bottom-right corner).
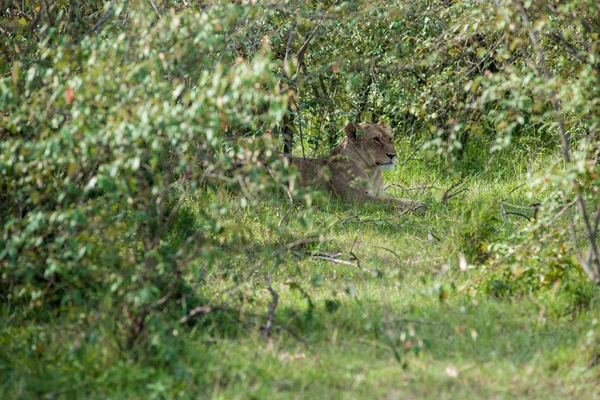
2;146;600;399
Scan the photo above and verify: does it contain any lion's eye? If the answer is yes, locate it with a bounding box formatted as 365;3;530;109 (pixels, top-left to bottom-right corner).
374;137;382;144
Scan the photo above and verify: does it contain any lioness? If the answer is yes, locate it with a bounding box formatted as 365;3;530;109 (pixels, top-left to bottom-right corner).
289;121;424;210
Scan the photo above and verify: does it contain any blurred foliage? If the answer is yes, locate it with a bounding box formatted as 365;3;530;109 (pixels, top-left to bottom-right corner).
1;1;297;347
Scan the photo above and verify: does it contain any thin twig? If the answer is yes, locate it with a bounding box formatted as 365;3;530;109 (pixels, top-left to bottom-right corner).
278;204;298;228
505;211;531;222
401;142;425;165
503;183;526;201
283;25;295;75
442;181;469;205
295;24;322;70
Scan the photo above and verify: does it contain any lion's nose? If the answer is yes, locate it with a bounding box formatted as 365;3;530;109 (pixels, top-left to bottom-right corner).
387;153;397;160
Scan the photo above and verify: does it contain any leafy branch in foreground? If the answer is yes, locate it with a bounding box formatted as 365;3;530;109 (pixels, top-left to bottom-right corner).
0;3;304;348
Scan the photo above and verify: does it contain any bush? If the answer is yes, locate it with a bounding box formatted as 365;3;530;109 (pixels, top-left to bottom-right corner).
0;3;298;348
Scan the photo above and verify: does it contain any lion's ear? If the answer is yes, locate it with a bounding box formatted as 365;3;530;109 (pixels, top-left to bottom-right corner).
377;121;391;134
345;123;361;141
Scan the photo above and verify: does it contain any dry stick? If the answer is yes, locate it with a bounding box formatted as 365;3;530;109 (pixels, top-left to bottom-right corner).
428;231;440;244
292;250;360;268
278;204;298;228
501;183;539;223
299;122;306;160
349;236;361;268
309;251;342;258
295;24;322;70
264;286;279;338
503;183;526;201
350;236;359;253
373;245;403;261
518;2;600;283
89;1;113;35
429;166;450;192
310;255;357;266
148;0;162;19
28;4;43;41
593;200;600;237
543;200;576;228
42;0;55;27
442;181;468;205
444;187;468;204
463;36;503;77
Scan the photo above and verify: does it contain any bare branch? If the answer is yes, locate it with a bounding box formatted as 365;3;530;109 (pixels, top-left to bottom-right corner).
148;0;162;20
373;245;403;261
89;1;113;36
263;286;279;338
442;181;469;205
295;24;322;71
503;183;526;201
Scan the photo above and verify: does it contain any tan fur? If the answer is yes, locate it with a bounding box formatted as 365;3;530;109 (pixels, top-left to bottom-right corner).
289;121;424;210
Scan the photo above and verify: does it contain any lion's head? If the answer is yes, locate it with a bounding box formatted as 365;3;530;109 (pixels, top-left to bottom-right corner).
344;121;397;171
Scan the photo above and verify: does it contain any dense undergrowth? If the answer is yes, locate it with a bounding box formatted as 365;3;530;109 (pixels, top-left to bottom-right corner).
3;145;600;399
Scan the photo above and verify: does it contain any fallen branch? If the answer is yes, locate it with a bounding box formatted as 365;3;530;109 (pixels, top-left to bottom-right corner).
308;251;343;258
309;255;357;267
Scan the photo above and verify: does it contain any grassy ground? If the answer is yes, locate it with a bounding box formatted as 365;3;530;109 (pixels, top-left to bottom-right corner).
2;142;600;399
